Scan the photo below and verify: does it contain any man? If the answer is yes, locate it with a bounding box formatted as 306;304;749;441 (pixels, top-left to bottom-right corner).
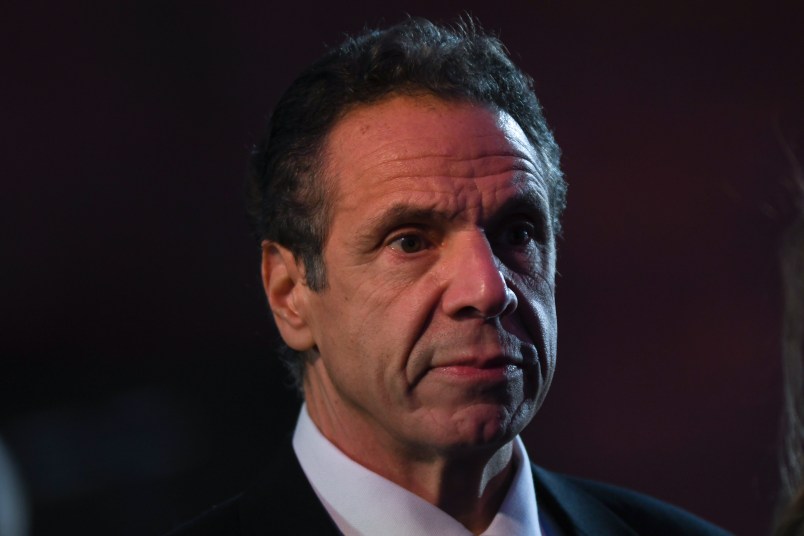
168;18;731;535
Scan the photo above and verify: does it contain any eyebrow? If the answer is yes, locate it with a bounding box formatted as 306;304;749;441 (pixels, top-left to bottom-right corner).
495;186;550;218
356;204;455;245
356;185;550;246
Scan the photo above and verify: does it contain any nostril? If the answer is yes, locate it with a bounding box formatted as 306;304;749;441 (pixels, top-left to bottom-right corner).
496;286;518;319
445;269;518;320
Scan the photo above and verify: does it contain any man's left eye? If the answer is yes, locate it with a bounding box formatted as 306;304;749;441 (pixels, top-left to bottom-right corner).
503;222;536;246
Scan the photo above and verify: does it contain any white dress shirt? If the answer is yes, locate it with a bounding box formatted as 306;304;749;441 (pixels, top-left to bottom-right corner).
292;405;545;536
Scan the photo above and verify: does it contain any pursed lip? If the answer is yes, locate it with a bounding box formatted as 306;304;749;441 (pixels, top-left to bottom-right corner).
432;354;522;369
427;355;523;382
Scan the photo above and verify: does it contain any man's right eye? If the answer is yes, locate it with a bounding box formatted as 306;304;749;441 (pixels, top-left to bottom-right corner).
388;234;428;254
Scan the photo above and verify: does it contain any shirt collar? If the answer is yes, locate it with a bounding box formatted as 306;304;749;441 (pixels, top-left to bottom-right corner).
292;405;542;536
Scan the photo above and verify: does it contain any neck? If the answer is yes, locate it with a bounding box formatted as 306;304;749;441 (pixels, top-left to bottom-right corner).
304;387;517;534
400;443;516;534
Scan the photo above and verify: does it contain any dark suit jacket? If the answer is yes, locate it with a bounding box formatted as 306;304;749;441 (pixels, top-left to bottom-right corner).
166;442;732;535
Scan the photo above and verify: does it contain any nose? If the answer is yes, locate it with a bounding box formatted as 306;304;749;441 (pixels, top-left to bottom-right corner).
441;231;518;320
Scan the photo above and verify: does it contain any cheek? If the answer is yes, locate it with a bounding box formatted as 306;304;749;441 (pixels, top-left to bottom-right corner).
347;260;442;332
314;275;428;376
506;273;556;339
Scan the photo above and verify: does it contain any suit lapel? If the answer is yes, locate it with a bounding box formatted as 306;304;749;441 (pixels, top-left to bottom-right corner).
236;443;636;535
532;464;637;536
238;439;341;535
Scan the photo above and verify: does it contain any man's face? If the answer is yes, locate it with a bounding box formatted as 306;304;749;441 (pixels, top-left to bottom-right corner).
294;95;557;459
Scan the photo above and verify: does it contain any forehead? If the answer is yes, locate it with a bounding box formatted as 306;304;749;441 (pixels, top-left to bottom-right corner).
322;95;547;216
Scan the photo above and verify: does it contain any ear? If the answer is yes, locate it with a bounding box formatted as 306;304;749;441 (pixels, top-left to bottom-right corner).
261;240;316;351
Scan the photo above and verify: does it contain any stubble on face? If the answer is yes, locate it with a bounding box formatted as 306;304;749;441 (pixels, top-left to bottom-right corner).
298;95;558;468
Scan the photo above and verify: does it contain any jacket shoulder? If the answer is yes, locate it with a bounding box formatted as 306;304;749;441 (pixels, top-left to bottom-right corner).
534;465;732;536
164;494;242;536
163;440;339;536
572;476;730;535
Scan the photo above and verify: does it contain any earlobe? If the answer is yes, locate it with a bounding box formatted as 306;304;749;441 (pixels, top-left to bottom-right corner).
261;241;316;351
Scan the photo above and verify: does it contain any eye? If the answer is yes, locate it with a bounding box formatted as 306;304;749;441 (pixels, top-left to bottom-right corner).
502;221;537;247
388;233;429;254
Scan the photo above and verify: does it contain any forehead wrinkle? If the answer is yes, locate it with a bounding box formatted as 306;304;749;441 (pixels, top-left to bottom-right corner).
368;140;537;167
352;173;547;240
335;127;539;170
338;154;540;196
322;97;552;237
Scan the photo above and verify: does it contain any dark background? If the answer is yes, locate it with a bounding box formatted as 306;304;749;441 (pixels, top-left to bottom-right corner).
3;2;803;535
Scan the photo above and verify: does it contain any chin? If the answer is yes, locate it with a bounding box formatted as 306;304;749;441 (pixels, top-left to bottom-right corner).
435;402;532;450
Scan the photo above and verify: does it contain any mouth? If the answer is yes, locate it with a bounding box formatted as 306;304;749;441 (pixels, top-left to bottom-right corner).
429;356;523;383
